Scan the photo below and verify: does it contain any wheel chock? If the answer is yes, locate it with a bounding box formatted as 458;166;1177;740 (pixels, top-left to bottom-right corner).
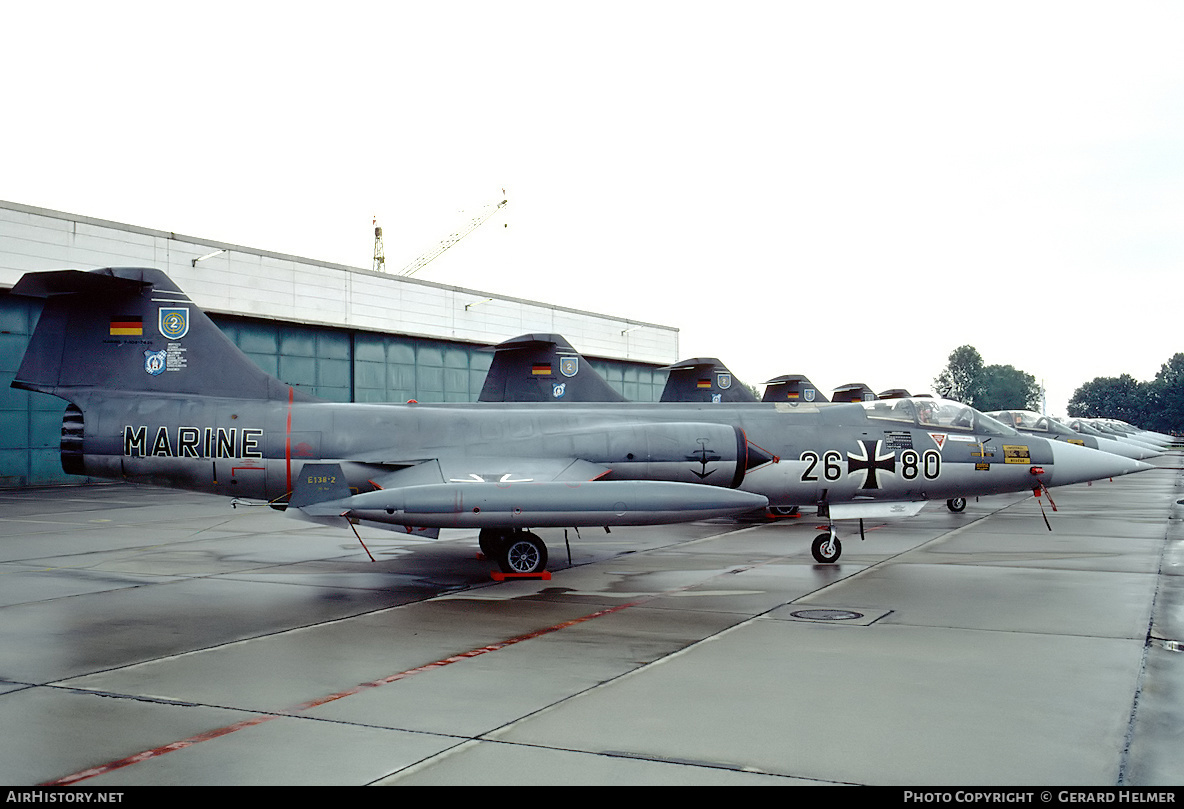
491;571;552;581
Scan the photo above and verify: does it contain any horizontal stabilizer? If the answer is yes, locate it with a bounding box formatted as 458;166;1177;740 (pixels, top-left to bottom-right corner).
435;457;610;485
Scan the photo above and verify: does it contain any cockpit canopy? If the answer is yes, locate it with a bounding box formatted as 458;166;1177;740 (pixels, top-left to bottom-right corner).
989;410;1052;432
861;398;1019;436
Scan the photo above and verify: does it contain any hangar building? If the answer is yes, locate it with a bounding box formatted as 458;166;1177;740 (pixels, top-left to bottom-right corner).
0;201;678;488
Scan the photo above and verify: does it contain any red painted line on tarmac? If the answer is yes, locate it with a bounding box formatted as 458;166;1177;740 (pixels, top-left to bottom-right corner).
42;715;279;786
40;597;649;786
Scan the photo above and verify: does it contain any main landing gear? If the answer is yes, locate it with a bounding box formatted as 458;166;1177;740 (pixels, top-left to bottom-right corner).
479;528;549;575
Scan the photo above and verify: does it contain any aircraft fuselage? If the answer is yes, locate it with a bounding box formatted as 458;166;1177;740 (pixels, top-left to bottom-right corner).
72;392;1057;511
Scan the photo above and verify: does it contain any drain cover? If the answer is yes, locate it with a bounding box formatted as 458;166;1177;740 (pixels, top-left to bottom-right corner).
790;609;864;621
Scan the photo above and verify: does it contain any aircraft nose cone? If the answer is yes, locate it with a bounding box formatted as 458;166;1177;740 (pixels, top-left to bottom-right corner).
1098;438;1162;460
1046;440;1154;486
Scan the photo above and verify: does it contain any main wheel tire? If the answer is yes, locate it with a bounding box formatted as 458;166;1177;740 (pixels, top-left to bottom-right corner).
811;533;842;563
498;532;548;574
947;497;967;513
478;528;504;558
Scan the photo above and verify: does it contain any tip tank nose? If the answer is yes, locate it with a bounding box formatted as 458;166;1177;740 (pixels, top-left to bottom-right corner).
1046;440;1154;486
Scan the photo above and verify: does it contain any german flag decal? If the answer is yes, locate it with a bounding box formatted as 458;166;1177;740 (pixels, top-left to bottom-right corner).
532;364;551;376
110;316;143;336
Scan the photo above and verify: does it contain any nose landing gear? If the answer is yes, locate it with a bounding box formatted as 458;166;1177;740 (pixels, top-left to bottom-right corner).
811;529;842;563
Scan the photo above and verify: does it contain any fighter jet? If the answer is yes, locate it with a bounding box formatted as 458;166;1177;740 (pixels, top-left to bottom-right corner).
1064;419;1167;454
1101;420;1179;447
1088;419;1176;450
988;411;1161;461
9;268;1152;569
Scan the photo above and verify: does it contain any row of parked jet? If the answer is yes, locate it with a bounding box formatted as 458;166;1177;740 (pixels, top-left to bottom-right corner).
478;333;1176;462
9;268;1167;575
479;334;1177;459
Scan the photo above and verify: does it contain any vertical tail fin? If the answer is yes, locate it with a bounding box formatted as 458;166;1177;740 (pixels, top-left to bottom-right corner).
659;358;757;403
477;333;627;402
831;382;876;403
762;374;828;404
10;267;304;402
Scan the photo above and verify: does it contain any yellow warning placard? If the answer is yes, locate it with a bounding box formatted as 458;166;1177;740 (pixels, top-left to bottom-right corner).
1002;445;1031;464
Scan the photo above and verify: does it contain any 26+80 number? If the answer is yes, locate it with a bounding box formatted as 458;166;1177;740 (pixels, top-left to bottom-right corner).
799;449;941;482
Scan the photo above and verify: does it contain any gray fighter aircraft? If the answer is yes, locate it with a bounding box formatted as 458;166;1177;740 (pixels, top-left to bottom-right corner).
1087;419;1176;450
9;268;1153;569
1064;419;1168;454
989;411;1161;461
1100;420;1178;447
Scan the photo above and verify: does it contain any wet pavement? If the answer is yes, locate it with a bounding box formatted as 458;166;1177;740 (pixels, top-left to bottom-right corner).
1;454;1181;786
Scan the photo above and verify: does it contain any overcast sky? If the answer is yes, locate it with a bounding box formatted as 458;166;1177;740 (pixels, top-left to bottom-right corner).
4;2;1182;413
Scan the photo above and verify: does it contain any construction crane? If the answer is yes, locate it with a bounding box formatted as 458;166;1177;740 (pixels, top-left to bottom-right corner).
372;217;385;273
397;196;508;277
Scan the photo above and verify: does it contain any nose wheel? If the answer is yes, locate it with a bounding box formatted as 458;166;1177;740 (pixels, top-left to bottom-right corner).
946;497;967;513
811;531;842;563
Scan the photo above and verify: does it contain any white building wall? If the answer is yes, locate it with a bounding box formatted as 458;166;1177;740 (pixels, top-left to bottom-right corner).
0;201;678;364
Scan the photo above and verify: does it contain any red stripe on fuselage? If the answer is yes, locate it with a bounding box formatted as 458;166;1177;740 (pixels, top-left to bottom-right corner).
285;386;294;493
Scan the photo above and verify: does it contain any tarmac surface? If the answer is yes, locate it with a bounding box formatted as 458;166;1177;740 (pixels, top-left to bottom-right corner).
1;454;1181;787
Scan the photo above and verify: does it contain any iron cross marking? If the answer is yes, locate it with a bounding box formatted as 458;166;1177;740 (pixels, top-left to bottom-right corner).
847;439;896;489
688;439;721;480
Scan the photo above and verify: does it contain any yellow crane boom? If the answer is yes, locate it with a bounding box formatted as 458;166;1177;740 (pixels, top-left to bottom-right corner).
397;197;508;277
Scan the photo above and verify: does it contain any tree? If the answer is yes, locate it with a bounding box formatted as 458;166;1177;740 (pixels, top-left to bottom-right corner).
1067;374;1150;425
976;364;1041;412
1147;353;1184;432
1066;353;1184;432
934;345;984;405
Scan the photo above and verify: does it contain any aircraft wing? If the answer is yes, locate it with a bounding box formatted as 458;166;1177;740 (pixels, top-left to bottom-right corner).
410;457;610;486
825;500;928;520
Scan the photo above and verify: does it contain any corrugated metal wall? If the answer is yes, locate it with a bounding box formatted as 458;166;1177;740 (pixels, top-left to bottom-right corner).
0;293;62;485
